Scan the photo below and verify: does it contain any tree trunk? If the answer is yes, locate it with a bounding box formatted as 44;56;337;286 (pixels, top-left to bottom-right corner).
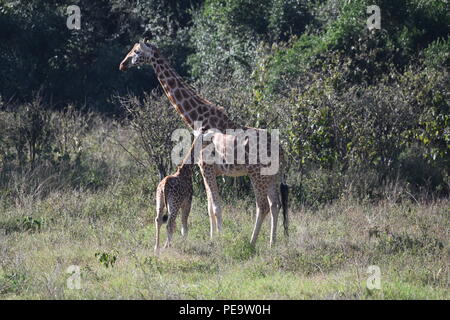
157;163;166;181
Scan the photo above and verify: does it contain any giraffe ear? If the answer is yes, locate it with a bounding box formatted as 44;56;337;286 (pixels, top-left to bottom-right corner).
139;39;150;50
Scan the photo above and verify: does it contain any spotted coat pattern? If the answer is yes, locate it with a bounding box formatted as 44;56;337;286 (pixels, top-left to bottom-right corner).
154;161;193;253
120;40;289;247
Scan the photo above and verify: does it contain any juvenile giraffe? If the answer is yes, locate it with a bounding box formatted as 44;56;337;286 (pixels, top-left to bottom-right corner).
154;138;197;254
120;39;289;246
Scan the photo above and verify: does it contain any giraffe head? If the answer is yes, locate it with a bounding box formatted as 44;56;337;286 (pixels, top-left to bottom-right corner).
119;38;158;71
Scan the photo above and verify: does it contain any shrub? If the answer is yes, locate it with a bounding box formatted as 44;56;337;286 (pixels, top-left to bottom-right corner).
117;90;181;182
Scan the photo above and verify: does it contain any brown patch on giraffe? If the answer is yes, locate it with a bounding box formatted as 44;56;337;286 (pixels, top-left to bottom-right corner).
164;71;171;78
181;89;190;99
153;51;160;59
166;78;175;89
202;112;211;122
174;89;183;101
189;109;198;119
199;104;210;115
183;99;192;111
188;97;198;109
172;79;181;89
209;116;218;128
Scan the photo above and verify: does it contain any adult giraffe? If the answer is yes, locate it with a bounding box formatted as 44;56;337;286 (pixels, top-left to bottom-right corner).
119;39;289;246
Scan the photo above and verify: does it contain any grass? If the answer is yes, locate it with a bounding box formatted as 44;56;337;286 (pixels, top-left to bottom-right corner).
0;179;448;299
0;121;448;300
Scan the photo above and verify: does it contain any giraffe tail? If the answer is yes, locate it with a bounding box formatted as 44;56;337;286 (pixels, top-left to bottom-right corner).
162;184;169;224
156;184;169;224
280;182;289;237
157;180;169;224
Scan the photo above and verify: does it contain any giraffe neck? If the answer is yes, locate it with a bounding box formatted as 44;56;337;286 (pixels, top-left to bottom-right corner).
175;140;196;178
147;54;238;131
174;133;204;178
176;162;193;178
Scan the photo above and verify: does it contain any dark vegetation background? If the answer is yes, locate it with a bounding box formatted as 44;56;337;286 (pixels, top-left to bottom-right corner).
0;0;449;207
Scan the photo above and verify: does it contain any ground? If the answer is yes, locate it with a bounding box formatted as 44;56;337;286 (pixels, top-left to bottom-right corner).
0;183;448;299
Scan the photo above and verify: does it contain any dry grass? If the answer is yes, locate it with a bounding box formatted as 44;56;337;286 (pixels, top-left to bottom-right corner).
0;182;448;299
0;120;448;300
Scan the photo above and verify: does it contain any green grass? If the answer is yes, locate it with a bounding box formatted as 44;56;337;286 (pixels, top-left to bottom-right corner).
0;123;448;300
0;180;448;299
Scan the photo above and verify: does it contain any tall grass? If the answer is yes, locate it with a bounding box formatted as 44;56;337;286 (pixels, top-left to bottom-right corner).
0;114;448;299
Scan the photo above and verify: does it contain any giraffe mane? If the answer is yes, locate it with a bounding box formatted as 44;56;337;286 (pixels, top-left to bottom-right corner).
156;55;228;116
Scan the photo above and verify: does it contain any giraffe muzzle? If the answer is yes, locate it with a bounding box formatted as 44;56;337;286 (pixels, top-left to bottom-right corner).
119;57;131;71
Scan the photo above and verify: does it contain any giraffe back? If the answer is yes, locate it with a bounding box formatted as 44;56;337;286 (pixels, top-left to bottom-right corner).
157;171;193;211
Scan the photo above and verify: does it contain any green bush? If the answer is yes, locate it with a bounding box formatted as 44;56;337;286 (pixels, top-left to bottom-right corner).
423;38;450;70
223;234;256;261
1;0;448;206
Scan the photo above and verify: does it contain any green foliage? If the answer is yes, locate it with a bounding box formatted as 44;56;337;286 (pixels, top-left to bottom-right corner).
95;251;118;268
0;93;55;168
0;269;28;295
143;256;217;274
375;230;444;255
0;0;449;204
118;90;181;182
279;65;449;203
0;95;115;202
18;216;46;232
223;234;256;261
260;0;449;92
0;0;201;112
270;248;347;275
188;0;313;83
423;38;450;70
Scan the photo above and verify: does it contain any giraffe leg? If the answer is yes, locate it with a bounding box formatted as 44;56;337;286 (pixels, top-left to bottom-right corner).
267;179;280;247
201;165;222;237
180;197;191;237
164;202;178;249
212;191;223;234
154;189;165;254
209;185;223;234
207;194;217;238
250;175;270;246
